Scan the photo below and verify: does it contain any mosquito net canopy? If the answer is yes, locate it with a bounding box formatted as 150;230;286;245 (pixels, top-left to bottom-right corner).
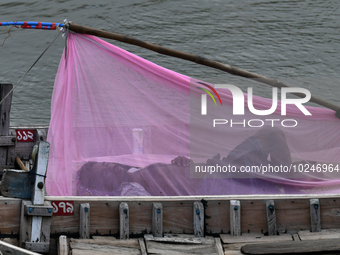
46;33;340;196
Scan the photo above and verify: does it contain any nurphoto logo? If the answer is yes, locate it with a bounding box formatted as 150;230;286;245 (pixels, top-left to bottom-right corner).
198;82;312;128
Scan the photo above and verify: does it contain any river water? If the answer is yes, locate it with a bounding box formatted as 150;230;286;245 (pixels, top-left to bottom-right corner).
1;0;339;125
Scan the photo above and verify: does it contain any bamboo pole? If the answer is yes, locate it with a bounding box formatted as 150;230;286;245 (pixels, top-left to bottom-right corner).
68;23;340;116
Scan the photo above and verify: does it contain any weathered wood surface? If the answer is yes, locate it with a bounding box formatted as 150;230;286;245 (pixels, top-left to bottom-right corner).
71;238;140;249
265;200;276;235
193;201;204;237
20;200;52;248
310;198;321;232
215;237;224;255
20;200;33;247
58;235;68;255
241;238;340;254
145;242;218;255
230;200;241;236
144;234;213;244
292;233;300;241
0;84;14;167
43;196;340;236
79;203;90;239
24;203;53;217
70;242;141;255
8;126;48;162
92;236;117;241
152;203;163;237
29;142;50;252
298;229;340;240
220;233;293;244
120;202;129;239
145;234;218;255
138;238;147;255
0;136;16;146
222;233;295;254
0;240;42;255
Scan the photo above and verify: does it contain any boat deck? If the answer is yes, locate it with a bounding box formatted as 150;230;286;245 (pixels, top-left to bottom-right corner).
62;229;340;255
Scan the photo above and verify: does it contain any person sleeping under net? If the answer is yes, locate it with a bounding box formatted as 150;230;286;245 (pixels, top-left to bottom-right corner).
77;127;313;195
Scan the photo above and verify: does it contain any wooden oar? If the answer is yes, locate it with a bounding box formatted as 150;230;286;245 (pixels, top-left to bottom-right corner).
68;23;340;118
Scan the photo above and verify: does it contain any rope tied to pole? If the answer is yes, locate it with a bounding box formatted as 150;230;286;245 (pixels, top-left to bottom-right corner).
0;30;62;106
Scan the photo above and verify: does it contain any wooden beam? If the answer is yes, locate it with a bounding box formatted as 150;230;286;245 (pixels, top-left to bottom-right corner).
310;199;321;232
119;202;129;239
266;200;277;235
46;193;340;202
0;240;42;255
0;136;16;146
241;238;340;254
152;203;163;237
0;84;13;166
230;200;241;236
138;238;147;255
24;204;53;217
79;203;90;239
30;142;50;246
193;201;204;237
215;238;224;255
58;235;68;255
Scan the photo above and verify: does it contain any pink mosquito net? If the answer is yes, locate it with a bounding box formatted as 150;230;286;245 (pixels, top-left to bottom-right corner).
46;33;340;196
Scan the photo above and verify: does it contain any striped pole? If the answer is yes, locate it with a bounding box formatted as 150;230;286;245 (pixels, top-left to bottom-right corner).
0;21;64;30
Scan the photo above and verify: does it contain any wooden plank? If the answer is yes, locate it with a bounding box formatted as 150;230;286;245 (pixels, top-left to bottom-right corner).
0;240;42;255
241;238;340;254
193;201;204;237
70;242;141;255
224;251;243;255
152;203;163;237
70;238;140;249
310;198;321;232
31;141;49;205
92;236;117;240
138;238;147;255
265;200;276;235
298;229;340;240
24;203;53;216
20;200;32;247
79;203;90;239
230;200;241;236
45;194;340;201
205;200;229;235
144;234;214;244
145;239;218;255
0;84;13;166
25;242;49;253
43;196;340;236
220;233;293;244
40;201;52;245
35;128;47;143
119;202;129;239
215;238;224;255
275;199;310;233
292;233;300;241
58;235;68;255
0;136;16;146
30;142;50;246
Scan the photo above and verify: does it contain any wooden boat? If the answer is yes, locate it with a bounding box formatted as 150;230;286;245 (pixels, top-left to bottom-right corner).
0;91;340;254
1;23;340;255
